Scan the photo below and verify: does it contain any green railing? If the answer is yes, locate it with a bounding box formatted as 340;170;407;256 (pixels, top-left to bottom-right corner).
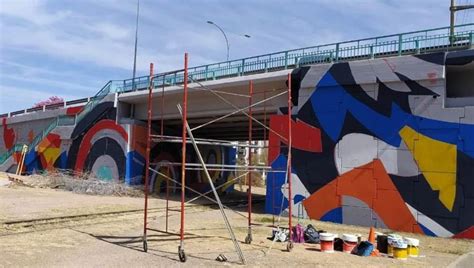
119;23;474;92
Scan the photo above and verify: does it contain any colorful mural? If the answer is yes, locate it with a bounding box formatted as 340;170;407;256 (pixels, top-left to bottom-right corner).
1;99;235;194
266;51;474;239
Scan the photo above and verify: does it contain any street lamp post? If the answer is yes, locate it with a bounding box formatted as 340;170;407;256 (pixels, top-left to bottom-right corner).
132;0;140;90
207;21;250;61
450;0;474;44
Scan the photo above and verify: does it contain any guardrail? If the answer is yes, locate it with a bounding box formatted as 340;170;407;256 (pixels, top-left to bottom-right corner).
117;23;474;93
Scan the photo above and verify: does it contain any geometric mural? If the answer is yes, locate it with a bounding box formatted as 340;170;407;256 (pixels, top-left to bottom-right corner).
266;51;474;238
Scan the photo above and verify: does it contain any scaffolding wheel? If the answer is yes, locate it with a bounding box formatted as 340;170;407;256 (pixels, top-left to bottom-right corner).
244;234;252;244
178;246;187;262
143;239;148;252
286;241;294;252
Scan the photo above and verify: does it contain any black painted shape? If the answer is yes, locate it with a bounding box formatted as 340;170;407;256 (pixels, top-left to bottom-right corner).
327;62;438;117
338;110;374;139
288;67;310;106
391;173;459;233
456;151;474;232
413;52;445;65
292;147;339;194
70;102;115;140
84;137;126;182
446;50;474;66
394;72;440;96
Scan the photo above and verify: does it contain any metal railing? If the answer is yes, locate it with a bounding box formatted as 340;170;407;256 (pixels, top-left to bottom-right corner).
118;23;474;92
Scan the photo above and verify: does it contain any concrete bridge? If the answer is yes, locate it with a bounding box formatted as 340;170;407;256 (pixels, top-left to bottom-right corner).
1;24;474;239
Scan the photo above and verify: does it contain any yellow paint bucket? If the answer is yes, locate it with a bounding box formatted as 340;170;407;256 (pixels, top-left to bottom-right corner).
391;239;408;260
404;237;420;257
387;234;402;256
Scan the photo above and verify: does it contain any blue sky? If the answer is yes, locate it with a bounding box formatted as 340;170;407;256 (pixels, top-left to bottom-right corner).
0;0;472;113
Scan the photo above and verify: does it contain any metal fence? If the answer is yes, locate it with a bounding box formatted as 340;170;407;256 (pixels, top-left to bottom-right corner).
118;23;473;92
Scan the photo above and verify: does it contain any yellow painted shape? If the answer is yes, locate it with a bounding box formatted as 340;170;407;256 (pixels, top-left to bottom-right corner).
42;147;61;168
399;126;457;211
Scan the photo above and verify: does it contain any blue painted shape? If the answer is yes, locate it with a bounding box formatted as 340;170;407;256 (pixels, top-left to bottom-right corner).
418;223;437;237
321;207;343;223
264;154;300;215
310;73;474;157
57;151;68;169
294;195;305;204
265;154;289;215
24;150;41;174
125;151;145;185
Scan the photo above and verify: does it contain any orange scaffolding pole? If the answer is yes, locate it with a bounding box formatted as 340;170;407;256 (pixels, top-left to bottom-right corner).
178;53;188;262
142;63;154;252
245;80;253;244
287;73;293;251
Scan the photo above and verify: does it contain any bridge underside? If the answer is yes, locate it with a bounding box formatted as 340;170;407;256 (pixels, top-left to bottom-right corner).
118;70;290;141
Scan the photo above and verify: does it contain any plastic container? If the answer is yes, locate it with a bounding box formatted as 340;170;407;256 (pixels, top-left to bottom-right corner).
376;234;388;254
342;234;358;253
320;233;337;253
404;237;420;257
387;234;402;256
391;238;408;260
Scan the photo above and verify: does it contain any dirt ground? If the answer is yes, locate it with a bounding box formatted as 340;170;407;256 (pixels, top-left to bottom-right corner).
1;176;473;267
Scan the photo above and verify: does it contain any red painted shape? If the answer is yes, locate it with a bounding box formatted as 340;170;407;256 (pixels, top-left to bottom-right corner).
74;119;128;173
2;117;15;150
268;115;322;164
303;159;423;234
452;226;474;240
66;106;84;115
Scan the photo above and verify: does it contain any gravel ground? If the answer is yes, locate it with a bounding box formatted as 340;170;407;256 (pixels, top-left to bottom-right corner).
0;176;473;267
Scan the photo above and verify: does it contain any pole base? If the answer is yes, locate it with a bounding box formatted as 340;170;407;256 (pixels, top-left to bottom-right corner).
178;246;187;262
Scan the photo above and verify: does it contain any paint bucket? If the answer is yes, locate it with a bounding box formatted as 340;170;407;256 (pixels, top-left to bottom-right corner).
404;237;420;257
391;238;408;260
376;234;388;254
342;234;358;253
387;234;402;256
319;233;336;253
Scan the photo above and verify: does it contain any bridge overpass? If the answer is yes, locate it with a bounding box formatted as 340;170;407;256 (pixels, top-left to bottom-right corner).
1;24;474;239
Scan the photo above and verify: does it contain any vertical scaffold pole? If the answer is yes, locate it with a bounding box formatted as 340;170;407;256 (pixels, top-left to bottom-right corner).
178;53;189;263
245;80;253;244
287;73;293;252
142;63;154;253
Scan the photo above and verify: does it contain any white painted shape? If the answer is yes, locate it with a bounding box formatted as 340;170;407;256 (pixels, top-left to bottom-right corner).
406;203;453;237
336;133;377;173
281;172;309;218
297;64;332;109
336;133;419;176
91;154;119;181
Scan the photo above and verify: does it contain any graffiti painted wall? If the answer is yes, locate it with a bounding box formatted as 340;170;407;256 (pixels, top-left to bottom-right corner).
266;50;474;239
1;98;235;194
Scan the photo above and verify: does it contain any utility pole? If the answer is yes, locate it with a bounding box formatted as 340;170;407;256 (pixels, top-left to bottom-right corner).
450;0;474;43
132;0;140;90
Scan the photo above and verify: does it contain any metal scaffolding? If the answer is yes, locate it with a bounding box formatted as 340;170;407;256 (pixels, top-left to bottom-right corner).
141;53;294;263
